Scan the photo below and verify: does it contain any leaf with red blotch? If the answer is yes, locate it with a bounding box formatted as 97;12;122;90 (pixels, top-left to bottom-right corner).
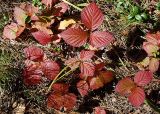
41;60;60;80
89;71;113;90
143;42;159;56
80;62;95;76
94;107;106;114
54;2;69;16
14;7;27;26
65;58;80;70
115;77;136;96
128;87;145;107
100;71;114;84
80;50;95;60
90;31;114;48
81;3;104;30
2;22;25;39
60;28;88;47
134;71;153;86
31;29;52;45
24;46;44;61
77;80;89;97
52;83;69;93
47;92;77;111
149;58;159;73
89;76;104;90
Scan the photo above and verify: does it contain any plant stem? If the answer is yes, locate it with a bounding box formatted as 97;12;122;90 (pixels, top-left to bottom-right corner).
47;66;68;92
61;0;82;11
55;68;76;82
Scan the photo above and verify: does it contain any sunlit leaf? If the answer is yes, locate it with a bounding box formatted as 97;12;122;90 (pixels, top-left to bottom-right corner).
31;29;52;45
90;31;114;48
134;71;153;86
60;28;88;47
2;22;25;40
143;42;159;56
41;60;60;80
47;92;77;111
20;2;39;20
89;76;104;90
128;87;145;107
14;7;27;26
115;77;136;96
23;46;44;61
149;58;159;72
77;80;89;97
58;19;76;30
81;3;104;30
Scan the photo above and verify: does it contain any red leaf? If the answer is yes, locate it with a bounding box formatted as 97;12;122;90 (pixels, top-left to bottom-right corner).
23;74;42;86
14;7;27;26
81;3;104;30
134;71;153;86
41;60;60;80
42;0;57;8
128;87;145;107
77;80;89;97
60;28;88;47
80;50;95;60
90;31;114;48
146;32;160;46
65;58;80;70
24;46;44;61
94;107;106;114
54;2;69;16
47;92;77;111
115;77;136;96
31;30;52;45
80;62;95;76
143;42;159;56
149;58;159;72
52;83;69;93
2;22;25;39
20;2;39;20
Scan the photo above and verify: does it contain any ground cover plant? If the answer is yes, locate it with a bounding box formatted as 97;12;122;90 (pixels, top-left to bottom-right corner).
0;0;160;114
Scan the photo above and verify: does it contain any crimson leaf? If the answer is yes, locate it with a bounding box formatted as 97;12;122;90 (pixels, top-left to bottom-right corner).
60;28;88;47
24;46;44;61
80;62;95;76
47;92;77;111
41;60;60;80
81;3;104;30
90;31;114;48
31;29;52;45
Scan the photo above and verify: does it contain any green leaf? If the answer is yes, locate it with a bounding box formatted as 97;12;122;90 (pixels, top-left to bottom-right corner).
135;14;142;21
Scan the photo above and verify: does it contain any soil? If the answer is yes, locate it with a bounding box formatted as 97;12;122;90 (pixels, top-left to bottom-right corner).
0;0;160;114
